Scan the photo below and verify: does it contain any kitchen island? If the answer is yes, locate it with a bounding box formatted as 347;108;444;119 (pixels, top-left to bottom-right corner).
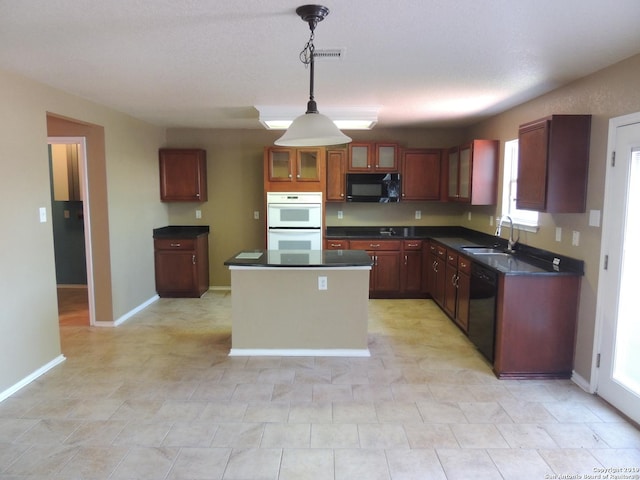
224;250;373;356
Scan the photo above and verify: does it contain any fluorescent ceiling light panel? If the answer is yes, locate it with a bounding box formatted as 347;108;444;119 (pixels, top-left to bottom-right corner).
256;105;379;130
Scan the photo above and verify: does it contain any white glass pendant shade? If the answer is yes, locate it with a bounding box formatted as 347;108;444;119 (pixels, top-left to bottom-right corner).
275;111;352;147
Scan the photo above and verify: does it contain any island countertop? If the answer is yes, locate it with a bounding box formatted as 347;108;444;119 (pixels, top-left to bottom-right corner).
224;249;373;268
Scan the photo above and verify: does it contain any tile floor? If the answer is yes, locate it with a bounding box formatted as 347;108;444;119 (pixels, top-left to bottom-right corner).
1;291;639;479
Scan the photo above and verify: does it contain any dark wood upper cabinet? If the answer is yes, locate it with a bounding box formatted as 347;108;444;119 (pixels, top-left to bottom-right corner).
326;149;346;201
401;149;442;201
517;115;591;213
447;140;498;205
159;148;207;202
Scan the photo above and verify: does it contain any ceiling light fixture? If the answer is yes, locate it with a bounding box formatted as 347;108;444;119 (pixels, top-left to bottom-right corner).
274;5;352;147
257;105;379;130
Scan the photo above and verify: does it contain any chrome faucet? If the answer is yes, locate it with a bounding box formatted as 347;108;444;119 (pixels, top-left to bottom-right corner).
495;216;519;253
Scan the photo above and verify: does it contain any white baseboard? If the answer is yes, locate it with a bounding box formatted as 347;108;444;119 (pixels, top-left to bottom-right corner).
0;354;66;403
571;370;595;393
94;294;159;327
229;348;371;357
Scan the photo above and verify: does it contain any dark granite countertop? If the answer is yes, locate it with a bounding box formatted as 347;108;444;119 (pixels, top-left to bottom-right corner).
326;226;583;276
153;225;210;238
224;250;373;268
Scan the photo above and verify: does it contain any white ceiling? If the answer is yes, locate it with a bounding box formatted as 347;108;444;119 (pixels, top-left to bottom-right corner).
2;1;640;130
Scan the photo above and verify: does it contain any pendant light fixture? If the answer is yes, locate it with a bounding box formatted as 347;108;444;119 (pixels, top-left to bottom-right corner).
275;5;352;147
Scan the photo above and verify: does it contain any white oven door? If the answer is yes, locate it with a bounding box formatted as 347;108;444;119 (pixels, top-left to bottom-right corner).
267;203;322;229
267;229;323;250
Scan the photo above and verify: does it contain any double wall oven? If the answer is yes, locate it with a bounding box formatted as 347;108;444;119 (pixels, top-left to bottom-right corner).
266;192;323;250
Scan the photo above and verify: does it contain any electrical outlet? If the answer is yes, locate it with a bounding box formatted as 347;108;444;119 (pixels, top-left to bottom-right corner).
555;227;562;242
489;215;494;226
337;210;343;219
318;276;327;290
415;210;421;220
195;209;202;219
253;211;260;220
572;230;580;246
467;211;472;221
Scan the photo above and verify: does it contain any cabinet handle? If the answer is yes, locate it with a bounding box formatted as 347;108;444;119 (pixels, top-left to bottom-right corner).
451;274;457;286
192;254;196;265
340;193;344;197
170;243;181;247
288;174;292;178
433;260;438;273
408;243;419;247
370;243;380;248
460;261;467;268
296;174;301;178
330;243;342;248
374;255;378;266
196;193;200;198
404;255;408;265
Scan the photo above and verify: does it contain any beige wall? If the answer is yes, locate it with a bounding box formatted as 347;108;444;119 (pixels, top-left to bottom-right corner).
0;68;166;393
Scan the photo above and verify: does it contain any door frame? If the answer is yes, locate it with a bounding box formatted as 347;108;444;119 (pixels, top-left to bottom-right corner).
592;111;640;393
48;136;95;326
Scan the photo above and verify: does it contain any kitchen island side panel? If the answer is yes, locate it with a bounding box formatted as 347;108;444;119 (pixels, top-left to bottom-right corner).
229;268;370;353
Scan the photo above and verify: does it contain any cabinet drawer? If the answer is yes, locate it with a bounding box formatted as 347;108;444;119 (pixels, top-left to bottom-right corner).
446;250;458;266
457;255;471;274
154;238;196;251
350;240;401;251
435;244;446;258
403;240;423;251
326;239;350;250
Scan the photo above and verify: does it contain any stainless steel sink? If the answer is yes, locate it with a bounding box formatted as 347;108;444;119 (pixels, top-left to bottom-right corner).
462;247;508;255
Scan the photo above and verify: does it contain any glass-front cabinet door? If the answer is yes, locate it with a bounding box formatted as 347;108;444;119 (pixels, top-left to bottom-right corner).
458;145;471;200
348;144;372;171
268;148;293;182
375;144;398;171
296;148;321;181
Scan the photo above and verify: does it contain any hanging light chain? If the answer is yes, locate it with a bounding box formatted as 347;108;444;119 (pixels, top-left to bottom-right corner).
299;24;316;66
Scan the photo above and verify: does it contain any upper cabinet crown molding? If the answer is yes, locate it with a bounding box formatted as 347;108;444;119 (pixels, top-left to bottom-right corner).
517;115;591;213
159;148;208;202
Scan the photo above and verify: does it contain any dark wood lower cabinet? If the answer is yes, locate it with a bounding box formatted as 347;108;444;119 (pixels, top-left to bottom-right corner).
154;234;209;298
493;274;581;379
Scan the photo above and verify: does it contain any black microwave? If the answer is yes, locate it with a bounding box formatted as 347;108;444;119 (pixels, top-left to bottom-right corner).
346;173;401;202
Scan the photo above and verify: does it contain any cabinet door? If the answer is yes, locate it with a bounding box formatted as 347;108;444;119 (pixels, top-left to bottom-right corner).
456;271;470;332
326;149;346;201
517;119;549;211
401;149;441;200
447;148;459;200
348;143;372;171
402;250;423;294
159;149;207;202
432;256;446;306
458;145;471;201
375;144;399;171
443;262;458;317
267;148;294;182
155;250;197;296
296;148;321;182
372;251;401;293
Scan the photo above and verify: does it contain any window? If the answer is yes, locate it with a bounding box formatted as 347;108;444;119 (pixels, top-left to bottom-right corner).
501;139;539;231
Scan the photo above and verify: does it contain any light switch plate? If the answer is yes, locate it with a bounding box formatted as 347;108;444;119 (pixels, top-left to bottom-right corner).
253;210;260;220
572;230;580;246
39;207;47;223
415;210;421;220
337;210;343;219
589;209;601;227
555;227;562;242
195;209;202;219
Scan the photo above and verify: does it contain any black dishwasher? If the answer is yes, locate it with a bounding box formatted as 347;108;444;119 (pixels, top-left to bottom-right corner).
467;263;498;362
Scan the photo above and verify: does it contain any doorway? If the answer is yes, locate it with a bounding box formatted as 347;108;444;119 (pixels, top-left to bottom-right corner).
48;137;95;326
595;113;640;424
